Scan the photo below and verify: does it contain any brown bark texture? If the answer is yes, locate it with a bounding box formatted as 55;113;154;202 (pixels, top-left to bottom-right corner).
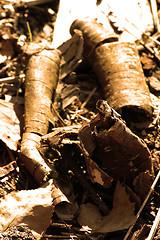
24;48;60;135
79;100;154;188
20;48;61;185
70;18;153;120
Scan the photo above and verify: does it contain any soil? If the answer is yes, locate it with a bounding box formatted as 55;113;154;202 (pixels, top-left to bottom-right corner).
0;1;160;240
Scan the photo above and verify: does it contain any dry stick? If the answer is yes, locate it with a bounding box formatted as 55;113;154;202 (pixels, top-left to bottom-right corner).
123;27;160;66
104;2;160;47
80;87;97;109
0;74;25;84
149;0;160;32
122;17;160;47
123;170;160;240
6;0;52;6
99;4;160;64
100;8;160;65
147;208;160;240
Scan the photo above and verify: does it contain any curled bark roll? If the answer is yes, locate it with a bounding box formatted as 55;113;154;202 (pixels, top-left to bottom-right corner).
70;18;153;121
79;100;154;189
24;49;60;135
20;48;61;184
70;18;118;57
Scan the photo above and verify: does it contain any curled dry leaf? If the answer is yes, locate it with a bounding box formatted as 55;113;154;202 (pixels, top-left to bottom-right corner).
78;181;136;233
0;180;54;239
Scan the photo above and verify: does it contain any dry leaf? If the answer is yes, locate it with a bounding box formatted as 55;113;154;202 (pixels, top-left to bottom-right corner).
0;99;21;151
78;181;136;233
0;181;54;239
58;30;83;80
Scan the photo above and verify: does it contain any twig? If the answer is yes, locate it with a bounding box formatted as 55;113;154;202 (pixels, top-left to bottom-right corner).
149;0;160;32
52;104;67;127
123;170;160;240
0;74;25;83
80;87;97;109
147;208;160;240
124;18;160;47
6;0;52;6
123;27;160;66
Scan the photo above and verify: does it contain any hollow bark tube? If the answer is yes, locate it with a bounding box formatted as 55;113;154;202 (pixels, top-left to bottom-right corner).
90;42;153;119
70;19;153;120
21;48;61;184
24;49;60;135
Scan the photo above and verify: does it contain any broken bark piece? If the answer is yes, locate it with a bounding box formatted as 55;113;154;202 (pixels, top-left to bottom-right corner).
70;18;153;121
79;100;154;190
0;161;17;179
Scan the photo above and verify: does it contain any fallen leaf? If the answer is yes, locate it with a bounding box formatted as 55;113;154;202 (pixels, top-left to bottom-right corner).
58;30;83;80
78;181;136;233
0;99;22;151
0;180;54;239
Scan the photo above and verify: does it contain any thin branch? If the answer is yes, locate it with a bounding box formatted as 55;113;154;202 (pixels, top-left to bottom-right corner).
149;0;160;32
147;208;160;240
0;74;25;84
80;87;97;109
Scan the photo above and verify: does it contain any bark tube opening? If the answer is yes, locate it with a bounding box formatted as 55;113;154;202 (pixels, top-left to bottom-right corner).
70;18;119;57
70;18;153;122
